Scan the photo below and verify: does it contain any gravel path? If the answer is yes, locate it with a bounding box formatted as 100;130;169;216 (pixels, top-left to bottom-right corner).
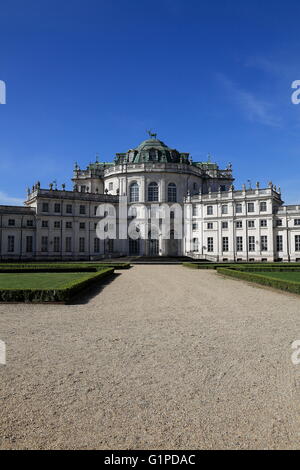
0;265;300;449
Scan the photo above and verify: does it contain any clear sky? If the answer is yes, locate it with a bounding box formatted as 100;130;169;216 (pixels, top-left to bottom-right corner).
1;0;300;204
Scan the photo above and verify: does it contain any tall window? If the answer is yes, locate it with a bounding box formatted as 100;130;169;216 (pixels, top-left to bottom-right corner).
236;203;242;214
65;237;72;252
222;237;229;252
54;203;61;213
148;182;158;201
80;205;86;215
236;236;243;252
260;201;267;212
248;236;255;252
207;205;213;215
277;235;283;252
168;183;177;202
221;204;228;214
66;204;72;214
247;202;255;213
193;238;199;252
41;236;48;252
42;202;49;212
130;182;139;202
149;149;156;161
26;236;33;253
94;237;100;253
53;237;60;252
79;237;85;252
261;235;268;251
8;235;14;253
295;235;300;252
207;237;214;252
192;206;198;217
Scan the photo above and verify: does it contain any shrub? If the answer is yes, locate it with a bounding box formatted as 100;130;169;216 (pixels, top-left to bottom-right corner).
0;268;114;303
217;267;300;295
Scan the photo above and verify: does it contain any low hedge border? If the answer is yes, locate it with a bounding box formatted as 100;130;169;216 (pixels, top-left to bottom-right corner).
0;268;114;303
183;262;300;270
0;263;130;271
217;267;300;295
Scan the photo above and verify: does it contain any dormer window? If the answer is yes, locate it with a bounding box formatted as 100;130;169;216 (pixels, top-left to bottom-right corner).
149;149;156;161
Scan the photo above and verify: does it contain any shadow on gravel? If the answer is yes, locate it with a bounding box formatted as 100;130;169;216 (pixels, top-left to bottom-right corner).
69;272;121;305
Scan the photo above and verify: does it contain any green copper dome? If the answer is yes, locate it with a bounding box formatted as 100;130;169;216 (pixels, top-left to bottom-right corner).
114;138;191;164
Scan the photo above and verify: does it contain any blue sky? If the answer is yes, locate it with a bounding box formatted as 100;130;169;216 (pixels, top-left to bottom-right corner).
1;0;300;204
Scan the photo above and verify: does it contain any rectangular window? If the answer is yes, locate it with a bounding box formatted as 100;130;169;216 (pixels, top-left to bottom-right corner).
207;222;213;229
80;185;86;193
54;203;61;213
53;236;60;252
192;206;198;217
207;237;214;252
221;204;228;214
236;236;243;252
192;222;198;230
248;220;255;228
42;202;49;212
8;219;15;226
7;235;14;252
27;220;33;227
261;235;268;251
94;237;100;253
66;204;72;214
222;221;228;229
295;235;300;252
277;235;283;252
247;202;255;213
42;220;48;228
192;238;198;252
276;219;283;226
65;237;72;252
260;201;267;212
79;237;85;252
207;205;213;215
79;222;86;229
260;219;267;227
54;221;61;229
66;221;72;229
236;221;242;228
108;239;114;253
222;237;229;252
80;205;86;215
109;182;113;190
41;236;48;252
26;236;33;253
236;203;242;214
248;236;255;252
294;219;300;226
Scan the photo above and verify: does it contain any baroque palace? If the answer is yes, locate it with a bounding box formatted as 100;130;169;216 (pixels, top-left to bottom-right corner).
0;134;300;262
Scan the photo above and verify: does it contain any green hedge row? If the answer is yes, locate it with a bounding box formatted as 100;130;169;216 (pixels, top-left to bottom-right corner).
0;268;114;303
0;267;98;273
183;262;300;270
0;262;130;271
217;267;300;295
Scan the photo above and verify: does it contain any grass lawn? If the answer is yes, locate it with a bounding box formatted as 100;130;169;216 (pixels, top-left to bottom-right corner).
0;272;96;289
255;271;300;282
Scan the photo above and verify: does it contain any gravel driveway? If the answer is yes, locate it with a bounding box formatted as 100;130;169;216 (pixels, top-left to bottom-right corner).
0;265;300;449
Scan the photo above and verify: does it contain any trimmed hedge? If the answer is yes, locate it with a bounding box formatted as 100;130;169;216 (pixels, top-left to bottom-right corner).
217;267;300;295
0;268;114;303
0;262;130;271
183;262;300;270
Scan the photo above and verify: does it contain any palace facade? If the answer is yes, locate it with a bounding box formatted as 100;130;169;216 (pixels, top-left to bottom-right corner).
1;136;300;262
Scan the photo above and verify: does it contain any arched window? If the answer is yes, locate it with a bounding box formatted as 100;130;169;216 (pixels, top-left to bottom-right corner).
148;182;159;201
168;183;177;202
129;182;139;202
149;149;156;161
